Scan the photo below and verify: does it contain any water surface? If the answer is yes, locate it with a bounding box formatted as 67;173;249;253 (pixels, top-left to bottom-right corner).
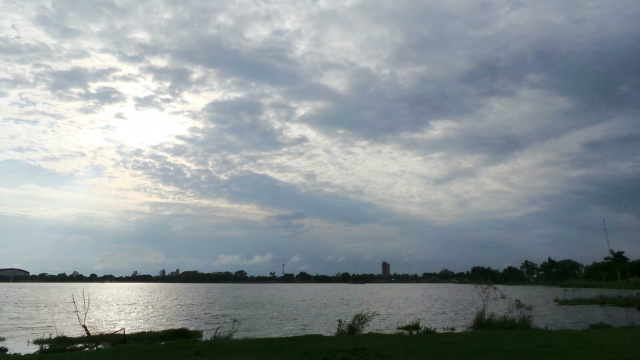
1;283;638;354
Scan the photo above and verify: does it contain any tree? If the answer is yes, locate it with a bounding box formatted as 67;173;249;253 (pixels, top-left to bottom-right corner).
338;272;352;283
556;259;583;281
539;258;558;281
437;269;455;281
469;266;499;283
234;270;248;280
540;257;583;282
295;271;313;282
501;266;526;283
520;260;539;282
604;250;630;282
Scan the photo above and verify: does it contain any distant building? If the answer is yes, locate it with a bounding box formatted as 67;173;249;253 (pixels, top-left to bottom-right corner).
382;261;390;278
0;268;30;282
159;269;166;277
170;269;180;276
70;271;80;277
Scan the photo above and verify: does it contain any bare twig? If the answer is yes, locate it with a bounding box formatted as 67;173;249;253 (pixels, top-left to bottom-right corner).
72;291;92;337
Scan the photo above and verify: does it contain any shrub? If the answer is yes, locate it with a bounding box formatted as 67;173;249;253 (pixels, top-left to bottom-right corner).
336;311;376;335
396;319;437;335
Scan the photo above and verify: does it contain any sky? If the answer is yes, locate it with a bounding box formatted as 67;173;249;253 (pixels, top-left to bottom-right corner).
1;1;638;277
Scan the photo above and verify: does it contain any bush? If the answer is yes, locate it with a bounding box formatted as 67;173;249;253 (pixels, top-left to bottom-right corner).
396;320;437;335
336;311;376;335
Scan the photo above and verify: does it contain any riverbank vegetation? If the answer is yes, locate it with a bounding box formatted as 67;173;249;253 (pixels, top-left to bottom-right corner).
468;285;535;330
336;311;376;336
6;327;639;359
554;295;640;310
32;328;202;354
0;336;7;355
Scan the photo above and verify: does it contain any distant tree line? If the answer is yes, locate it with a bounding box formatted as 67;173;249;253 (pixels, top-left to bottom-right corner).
2;251;638;285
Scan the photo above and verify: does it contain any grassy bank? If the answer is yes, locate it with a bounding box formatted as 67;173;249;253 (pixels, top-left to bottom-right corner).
10;327;639;360
554;295;640;310
553;280;640;290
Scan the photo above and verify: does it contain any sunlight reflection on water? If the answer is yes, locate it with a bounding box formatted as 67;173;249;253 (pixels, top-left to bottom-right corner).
0;283;638;354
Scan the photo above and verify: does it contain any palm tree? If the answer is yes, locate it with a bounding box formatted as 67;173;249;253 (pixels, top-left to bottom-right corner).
604;250;629;282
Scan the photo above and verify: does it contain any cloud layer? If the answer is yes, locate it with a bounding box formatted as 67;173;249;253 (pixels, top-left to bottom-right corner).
1;1;638;276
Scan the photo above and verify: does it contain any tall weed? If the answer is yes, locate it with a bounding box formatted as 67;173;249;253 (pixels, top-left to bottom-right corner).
469;284;535;330
209;319;240;341
336;311;376;335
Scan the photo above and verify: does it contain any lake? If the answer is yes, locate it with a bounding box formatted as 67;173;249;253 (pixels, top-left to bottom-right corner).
1;283;638;354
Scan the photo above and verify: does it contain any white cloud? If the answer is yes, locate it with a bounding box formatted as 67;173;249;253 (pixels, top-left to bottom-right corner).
95;250;166;272
214;253;274;266
249;253;274;264
213;254;245;267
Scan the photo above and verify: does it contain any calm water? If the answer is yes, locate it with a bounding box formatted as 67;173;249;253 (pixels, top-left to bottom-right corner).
1;283;638;354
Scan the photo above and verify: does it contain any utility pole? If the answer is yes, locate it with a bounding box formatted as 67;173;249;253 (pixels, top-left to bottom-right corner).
282;264;285;276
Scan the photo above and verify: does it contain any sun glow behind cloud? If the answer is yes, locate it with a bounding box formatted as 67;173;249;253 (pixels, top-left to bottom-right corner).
109;110;190;147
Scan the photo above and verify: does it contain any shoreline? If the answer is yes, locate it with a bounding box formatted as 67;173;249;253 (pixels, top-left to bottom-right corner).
10;327;640;359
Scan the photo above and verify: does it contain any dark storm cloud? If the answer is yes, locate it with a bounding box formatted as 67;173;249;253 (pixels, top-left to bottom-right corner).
133;95;164;111
171;37;305;87
144;66;195;96
0;37;53;59
301;72;475;139
178;97;307;153
81;86;126;104
49;67;115;91
121;150;383;226
462;36;640;120
223;172;382;225
32;0;122;39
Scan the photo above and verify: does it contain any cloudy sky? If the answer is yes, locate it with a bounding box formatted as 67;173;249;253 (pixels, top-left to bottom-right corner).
1;1;638;277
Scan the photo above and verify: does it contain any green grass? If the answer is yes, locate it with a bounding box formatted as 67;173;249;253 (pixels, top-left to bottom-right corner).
554;295;640;310
12;327;640;360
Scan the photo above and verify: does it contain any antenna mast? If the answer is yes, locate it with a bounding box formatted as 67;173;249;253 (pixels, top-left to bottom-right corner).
603;218;612;252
